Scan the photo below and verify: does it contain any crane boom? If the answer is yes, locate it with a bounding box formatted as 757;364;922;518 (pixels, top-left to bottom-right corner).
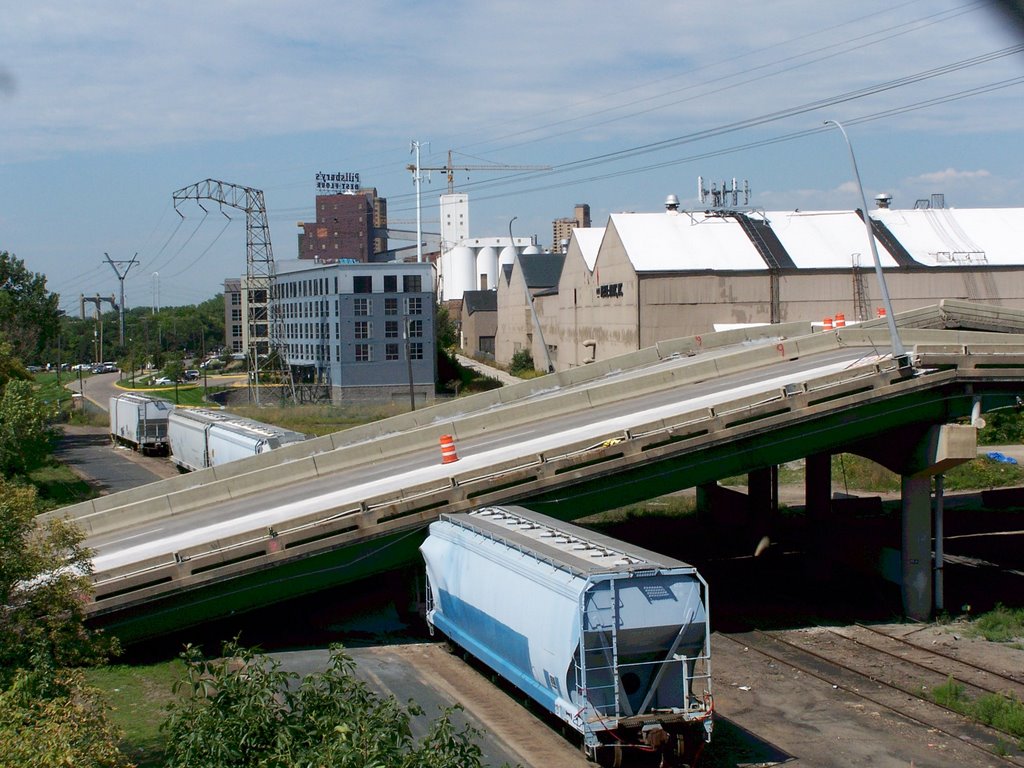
406;149;550;193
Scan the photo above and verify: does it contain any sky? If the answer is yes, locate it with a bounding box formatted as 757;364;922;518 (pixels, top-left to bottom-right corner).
1;1;1023;313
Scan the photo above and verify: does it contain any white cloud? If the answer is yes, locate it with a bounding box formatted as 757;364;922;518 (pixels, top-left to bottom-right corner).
913;168;992;184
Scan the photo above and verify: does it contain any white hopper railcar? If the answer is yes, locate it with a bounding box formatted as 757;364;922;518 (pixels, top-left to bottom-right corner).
421;505;712;766
167;408;307;472
108;393;173;455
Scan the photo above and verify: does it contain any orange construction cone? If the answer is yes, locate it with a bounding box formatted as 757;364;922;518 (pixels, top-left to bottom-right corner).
823;317;833;331
835;312;846;327
439;434;459;464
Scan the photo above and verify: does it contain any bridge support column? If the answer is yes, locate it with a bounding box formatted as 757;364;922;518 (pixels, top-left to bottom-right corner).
853;424;976;621
901;474;932;620
805;452;831;517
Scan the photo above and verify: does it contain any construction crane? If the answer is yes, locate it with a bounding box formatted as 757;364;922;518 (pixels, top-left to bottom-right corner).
406;149;551;193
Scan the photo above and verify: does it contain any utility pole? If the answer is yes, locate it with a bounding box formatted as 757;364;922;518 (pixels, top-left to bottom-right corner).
105;252;138;347
410;140;428;263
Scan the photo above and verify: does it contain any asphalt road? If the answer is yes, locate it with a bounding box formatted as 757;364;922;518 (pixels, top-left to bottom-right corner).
54;426;174;495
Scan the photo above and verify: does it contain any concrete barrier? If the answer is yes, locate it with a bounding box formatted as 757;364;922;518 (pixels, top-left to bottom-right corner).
79;495;174;537
221;456;320;499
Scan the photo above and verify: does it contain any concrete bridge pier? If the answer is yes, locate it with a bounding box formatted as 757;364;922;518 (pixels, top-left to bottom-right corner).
805;452;832;518
855;424;976;621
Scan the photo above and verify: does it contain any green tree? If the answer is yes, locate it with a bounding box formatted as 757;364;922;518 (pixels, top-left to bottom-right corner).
0;341;57;478
435;302;458;353
0;378;58;477
0;479;127;767
0;251;61;364
0;667;131;768
0;479;113;683
162;641;485;768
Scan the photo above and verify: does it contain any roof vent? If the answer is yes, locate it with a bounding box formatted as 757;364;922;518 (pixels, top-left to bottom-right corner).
664;193;680;212
874;193;892;209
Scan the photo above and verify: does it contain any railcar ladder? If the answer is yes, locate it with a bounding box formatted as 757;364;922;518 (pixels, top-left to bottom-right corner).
578;577;626;746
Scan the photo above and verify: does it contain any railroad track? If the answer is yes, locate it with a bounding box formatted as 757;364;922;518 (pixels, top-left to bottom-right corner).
720;628;1024;766
840;622;1024;698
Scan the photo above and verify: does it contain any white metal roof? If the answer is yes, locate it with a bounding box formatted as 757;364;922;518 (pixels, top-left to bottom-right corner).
764;210;900;268
610;211;766;272
570;227;605;271
873;207;1024;267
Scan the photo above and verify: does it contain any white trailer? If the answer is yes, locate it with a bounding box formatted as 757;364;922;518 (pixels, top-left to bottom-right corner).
108;393;173;454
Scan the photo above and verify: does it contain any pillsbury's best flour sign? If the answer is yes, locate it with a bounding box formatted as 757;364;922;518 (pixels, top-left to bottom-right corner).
315;171;360;194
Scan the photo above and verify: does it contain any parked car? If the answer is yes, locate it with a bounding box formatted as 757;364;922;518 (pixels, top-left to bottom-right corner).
184;370;200;381
152;376;174;386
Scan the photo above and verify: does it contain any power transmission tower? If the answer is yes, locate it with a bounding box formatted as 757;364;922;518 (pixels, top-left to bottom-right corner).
104;252;138;346
172;179;294;405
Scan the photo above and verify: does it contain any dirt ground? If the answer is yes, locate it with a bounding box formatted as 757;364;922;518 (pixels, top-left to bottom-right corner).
708;622;1024;768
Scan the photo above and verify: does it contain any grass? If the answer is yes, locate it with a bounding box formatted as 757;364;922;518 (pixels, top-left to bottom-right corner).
968;603;1024;644
27;459;99;510
929;676;1024;750
580;494;698;525
227;402;411;437
84;659;187;768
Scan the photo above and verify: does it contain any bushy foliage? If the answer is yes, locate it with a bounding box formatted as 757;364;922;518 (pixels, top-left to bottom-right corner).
0;479;127;767
0;251;60;364
0;378;58;477
435;302;458;353
0;479;115;686
979;410;1024;445
162;640;485;768
0;666;131;768
509;349;535;376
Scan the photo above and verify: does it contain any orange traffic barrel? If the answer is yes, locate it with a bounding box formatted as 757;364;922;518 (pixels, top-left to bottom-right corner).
835;312;846;327
877;307;886;317
439;434;459;464
823;317;834;331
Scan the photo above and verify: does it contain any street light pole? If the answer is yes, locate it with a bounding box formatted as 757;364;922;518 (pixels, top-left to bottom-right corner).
824;119;905;359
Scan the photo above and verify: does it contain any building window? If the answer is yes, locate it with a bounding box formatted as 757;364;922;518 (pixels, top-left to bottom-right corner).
385;320;399;338
409;342;424;360
231;309;242;321
403;275;422;292
353;275;373;293
230;293;241;305
354;320;371;340
385;343;399;360
384;275;397;292
405;296;422;315
231;324;242;337
354;298;371;316
355;343;372;362
384;297;398;315
407;319;423;338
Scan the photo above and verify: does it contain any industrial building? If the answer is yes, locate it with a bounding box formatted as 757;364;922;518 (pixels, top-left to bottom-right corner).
296;188;389;263
458;290;498;359
272;259;437;404
487;197;1024;372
